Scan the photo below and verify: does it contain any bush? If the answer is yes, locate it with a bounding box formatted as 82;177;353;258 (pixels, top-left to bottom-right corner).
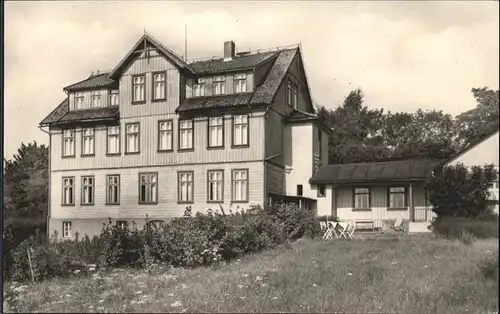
432;216;499;239
265;202;321;240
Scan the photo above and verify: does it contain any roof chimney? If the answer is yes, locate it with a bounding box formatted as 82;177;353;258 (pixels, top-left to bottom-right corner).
224;41;235;61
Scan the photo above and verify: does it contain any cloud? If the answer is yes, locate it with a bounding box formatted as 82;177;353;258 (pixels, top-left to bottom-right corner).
4;1;499;159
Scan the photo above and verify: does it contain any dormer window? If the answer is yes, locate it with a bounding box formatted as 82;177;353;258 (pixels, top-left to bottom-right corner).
91;91;101;108
193;78;205;97
109;90;119;106
132;75;145;103
213;76;226;95
234;73;247;93
75;92;84;110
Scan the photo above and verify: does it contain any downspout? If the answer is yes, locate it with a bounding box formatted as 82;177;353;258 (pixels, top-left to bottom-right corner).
38;125;51;240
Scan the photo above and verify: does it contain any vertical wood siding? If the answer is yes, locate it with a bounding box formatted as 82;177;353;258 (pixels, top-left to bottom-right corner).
265;109;284;164
265;162;284;196
286;54;312;113
69;90;109;111
50;161;264;220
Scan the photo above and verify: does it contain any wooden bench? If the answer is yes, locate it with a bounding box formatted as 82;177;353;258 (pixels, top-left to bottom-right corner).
354;220;375;232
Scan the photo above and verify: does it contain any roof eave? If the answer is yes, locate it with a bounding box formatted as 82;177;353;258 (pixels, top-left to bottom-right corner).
309;177;431;185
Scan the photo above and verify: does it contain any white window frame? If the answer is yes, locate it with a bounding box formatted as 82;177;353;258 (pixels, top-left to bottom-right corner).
179;120;193;150
158;120;173;151
287;80;292;107
234;73;247;93
91;90;101;108
152;72;166;100
106;175;120;205
389;187;406;208
193;78;205;97
208;170;224;202
232;115;249;146
354;188;370;209
132;75;145;103
81;128;95;156
106;126;120;155
75;92;85;110
232;169;248;202
208;117;224;148
62;129;76;157
139;172;158;204
81;176;95;205
125;123;140;153
178;171;194;203
293;83;298;110
62;177;75;205
213;76;226;95
109;89;119;106
62;221;72;238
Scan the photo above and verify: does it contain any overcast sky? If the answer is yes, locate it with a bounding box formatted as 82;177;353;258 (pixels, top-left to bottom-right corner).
4;1;499;159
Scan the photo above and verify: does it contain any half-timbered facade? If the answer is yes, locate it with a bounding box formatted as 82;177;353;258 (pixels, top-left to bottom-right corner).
40;33;332;239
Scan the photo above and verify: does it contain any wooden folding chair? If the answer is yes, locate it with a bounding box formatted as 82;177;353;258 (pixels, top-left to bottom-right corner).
345;224;355;238
337;222;348;238
392;217;404;232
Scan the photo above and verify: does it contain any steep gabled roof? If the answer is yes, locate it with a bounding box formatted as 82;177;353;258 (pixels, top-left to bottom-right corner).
63;72;117;92
39;99;119;126
189;51;277;74
109;34;194;79
444;128;500;166
40;98;69;125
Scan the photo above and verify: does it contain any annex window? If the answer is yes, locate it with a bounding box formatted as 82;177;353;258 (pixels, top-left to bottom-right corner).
109;89;119;106
62;129;76;157
232;115;249;146
317;184;326;198
62;221;72;238
152;72;166;100
125;123;140;153
193;78;205;97
107;126;120;155
139;173;158;204
232;169;248;202
287;80;292;107
234;73;247;93
208;170;224;202
389;187;406;208
132;75;145;103
106;175;120;205
213;75;226;95
178;171;194;203
81;176;94;205
75;92;85;110
81;128;95;156
208;117;224;148
62;177;75;205
158;120;173;151
179;120;193;150
91;90;101;108
354;188;370;209
297;184;303;196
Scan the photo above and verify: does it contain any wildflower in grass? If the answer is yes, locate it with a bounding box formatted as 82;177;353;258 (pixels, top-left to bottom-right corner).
242;273;249;278
171;301;182;307
313;283;317;287
167;293;174;297
97;306;105;311
99;299;105;303
135;291;143;295
347;272;353;276
73;269;81;274
238;284;245;289
255;276;263;281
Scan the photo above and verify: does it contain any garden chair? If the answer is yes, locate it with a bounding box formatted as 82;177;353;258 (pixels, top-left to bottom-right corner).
345;224;355;238
336;222;349;238
327;221;338;238
322;222;334;240
391;217;404;232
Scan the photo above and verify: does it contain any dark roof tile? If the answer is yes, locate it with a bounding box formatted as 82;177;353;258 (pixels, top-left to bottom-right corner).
310;159;443;184
189;51;277;74
40;98;69;125
64;72;117;91
177;93;253;112
57;106;119;124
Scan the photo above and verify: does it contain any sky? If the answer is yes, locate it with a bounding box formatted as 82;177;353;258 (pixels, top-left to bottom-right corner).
4;1;499;160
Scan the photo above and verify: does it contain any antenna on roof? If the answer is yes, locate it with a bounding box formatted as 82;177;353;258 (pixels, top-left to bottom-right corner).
144;28;147;35
184;25;188;62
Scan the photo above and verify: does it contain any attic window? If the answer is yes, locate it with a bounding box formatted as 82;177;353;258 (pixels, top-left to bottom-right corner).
193;78;205;97
287;80;292;107
75;92;85;110
91;90;101;108
234;73;247;93
132;75;145;103
213;76;226;95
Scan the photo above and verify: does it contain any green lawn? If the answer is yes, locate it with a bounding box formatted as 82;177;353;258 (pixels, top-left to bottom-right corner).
4;234;499;313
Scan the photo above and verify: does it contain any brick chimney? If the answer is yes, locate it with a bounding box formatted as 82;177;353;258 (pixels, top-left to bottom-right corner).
224;41;235;61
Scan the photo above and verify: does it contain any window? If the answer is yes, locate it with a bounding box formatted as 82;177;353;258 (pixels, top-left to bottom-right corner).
125;123;140;153
62;177;75;205
139;173;158;204
208;170;224;202
91;90;101;108
178;171;194;203
208;117;224;148
116;220;128;230
389;187;406;208
318;128;322;161
232;169;248;202
232;115;249;146
234;73;247;93
287;80;292;107
106;175;120;205
297;184;303;196
213;76;226;95
81;128;95;156
109;89;119;106
75;92;84;109
158;120;173;151
152;72;166;100
193;78;205;97
354;188;370;209
81;176;94;205
107;126;120;155
132;75;145;103
62;129;76;157
62;221;72;238
317;184;326;197
179;120;193;150
293;83;298;109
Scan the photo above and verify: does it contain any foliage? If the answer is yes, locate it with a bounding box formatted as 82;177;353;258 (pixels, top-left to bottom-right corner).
431;216;499;240
425;164;498;218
